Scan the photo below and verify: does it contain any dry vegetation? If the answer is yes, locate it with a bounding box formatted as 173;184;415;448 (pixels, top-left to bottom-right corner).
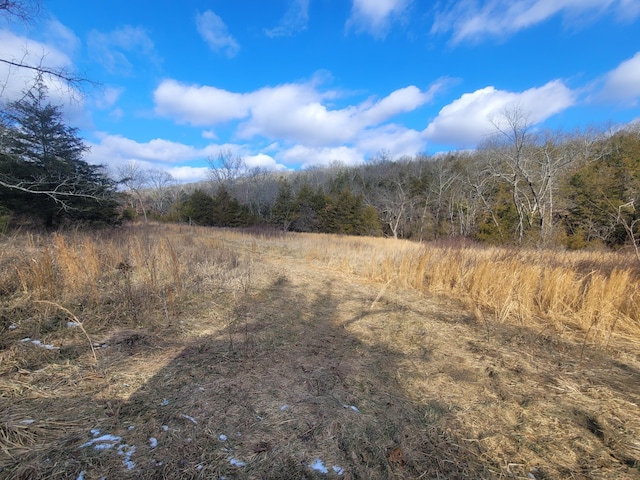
0;224;639;479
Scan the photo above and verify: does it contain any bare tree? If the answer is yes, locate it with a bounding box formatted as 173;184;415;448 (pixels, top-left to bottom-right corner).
117;162;149;222
207;150;246;193
146;169;176;215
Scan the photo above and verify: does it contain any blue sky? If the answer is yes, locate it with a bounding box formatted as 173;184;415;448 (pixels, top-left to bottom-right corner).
2;0;640;182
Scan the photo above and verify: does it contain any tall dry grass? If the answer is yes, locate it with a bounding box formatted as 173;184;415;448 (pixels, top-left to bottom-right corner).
1;224;637;346
294;234;640;344
0;224;250;342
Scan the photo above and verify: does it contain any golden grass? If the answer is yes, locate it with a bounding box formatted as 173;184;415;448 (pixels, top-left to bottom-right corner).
1;224;639;479
293;233;640;343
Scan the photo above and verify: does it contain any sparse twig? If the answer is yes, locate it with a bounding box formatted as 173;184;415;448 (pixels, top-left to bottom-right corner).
34;300;97;363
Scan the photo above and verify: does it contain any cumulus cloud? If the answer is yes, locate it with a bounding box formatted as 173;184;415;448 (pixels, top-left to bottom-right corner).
277;145;365;168
195;10;239;58
154;79;249;125
265;0;310;37
355;124;426;158
597;51;640;105
432;0;640;44
424;80;576;146
347;0;412;36
85;133;288;182
244;153;286;171
87;134;213;166
154;77;441;147
88;25;159;75
0;29;83;113
165;166;211;183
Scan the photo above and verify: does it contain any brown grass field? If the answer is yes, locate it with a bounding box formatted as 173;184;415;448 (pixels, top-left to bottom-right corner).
0;223;639;479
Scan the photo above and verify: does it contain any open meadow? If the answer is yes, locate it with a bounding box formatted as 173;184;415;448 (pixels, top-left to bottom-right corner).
1;224;639;479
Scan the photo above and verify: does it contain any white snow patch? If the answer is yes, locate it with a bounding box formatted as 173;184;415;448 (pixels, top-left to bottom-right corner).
90;429;101;436
219;434;227;441
310;458;328;473
149;437;158;448
229;457;246;467
76;471;86;480
181;414;197;424
280;404;289;411
160;398;169;406
118;444;136;470
162;425;169;431
79;434;121;449
20;338;59;350
67;321;80;328
333;465;344;475
343;404;360;413
20;419;35;424
8;323;17;330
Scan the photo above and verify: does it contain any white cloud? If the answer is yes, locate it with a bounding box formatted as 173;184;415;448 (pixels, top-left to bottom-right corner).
598;52;640;105
355;124;426;158
424;80;576;146
195;10;240;58
154;79;248;125
265;0;310;37
277;145;365;168
201;130;217;140
88;25;159;75
0;29;82;110
432;0;640;44
166;166;211;183
154;77;440;148
44;19;80;56
347;0;412;36
95;86;124;109
244;153;286;171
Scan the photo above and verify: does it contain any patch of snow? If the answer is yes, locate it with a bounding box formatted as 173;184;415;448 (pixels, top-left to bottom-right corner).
219;434;227;441
198;387;205;392
229;457;246;467
8;323;17;330
90;429;100;436
333;465;344;475
67;321;80;328
149;437;157;448
160;398;169;406
76;471;86;480
181;414;197;424
280;404;289;411
20;338;59;350
343;404;360;413
310;458;328;474
127;425;135;430
162;425;169;431
118;444;136;470
196;464;203;471
79;434;121;449
20;419;35;424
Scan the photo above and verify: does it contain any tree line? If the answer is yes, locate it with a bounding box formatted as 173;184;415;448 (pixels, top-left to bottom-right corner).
1;82;638;254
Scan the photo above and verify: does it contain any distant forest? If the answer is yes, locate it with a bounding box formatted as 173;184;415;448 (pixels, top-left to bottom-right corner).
126;115;640;251
1;84;639;251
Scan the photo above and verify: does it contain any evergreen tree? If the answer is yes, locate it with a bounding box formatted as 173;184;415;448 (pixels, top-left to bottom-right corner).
0;82;118;228
181;189;215;225
271;179;297;231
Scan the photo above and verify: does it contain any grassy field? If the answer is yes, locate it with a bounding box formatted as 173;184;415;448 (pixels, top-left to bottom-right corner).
1;224;639;479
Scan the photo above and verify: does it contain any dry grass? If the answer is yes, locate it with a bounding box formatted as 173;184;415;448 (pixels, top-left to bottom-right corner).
0;224;639;479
